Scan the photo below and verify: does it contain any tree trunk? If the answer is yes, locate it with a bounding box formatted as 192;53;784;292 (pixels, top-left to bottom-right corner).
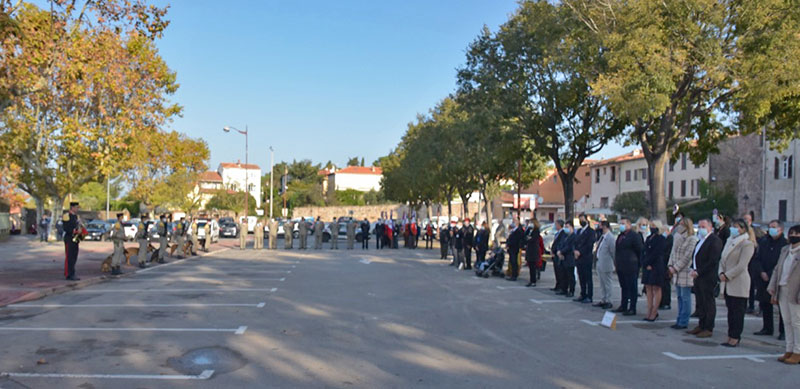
49;195;64;241
559;170;576;223
646;151;669;221
34;196;44;239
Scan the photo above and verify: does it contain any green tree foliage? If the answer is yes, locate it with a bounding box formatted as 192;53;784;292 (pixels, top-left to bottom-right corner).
75;178;123;211
566;0;800;219
346;157;360;167
206;190;256;217
675;180;737;223
458;0;623;221
335;189;365;206
612;191;649;219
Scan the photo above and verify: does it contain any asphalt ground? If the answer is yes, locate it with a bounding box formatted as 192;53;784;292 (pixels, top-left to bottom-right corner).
0;242;795;388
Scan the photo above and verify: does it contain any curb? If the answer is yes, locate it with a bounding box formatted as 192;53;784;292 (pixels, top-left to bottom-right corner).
0;247;232;307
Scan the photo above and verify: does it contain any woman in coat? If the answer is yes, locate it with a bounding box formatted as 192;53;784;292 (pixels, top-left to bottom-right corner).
767;224;800;364
667;217;698;329
524;219;542;287
718;218;756;347
641;220;668;321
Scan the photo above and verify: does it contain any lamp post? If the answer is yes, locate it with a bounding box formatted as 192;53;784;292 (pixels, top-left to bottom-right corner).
223;125;249;218
269;146;274;219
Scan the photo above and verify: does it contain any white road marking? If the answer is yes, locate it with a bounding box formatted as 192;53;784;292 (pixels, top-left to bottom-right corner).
581;317;760;326
9;303;263;308
113;277;287;282
270;287;278;292
359;258;371;264
662;351;783;363
257;302;266;308
0;370;215;380
73;288;279;293
0;327;247;334
495;286;528;290
529;298;571;304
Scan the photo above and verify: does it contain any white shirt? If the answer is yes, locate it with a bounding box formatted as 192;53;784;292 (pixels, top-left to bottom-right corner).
779;247;799;286
693;233;707;269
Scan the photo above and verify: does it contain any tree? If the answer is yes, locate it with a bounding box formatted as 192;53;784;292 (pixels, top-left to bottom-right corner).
335;189;366;206
567;0;800;219
0;1;178;237
611;191;649;219
346;157;360;167
206;190;256;217
75;178;123;211
458;1;623;221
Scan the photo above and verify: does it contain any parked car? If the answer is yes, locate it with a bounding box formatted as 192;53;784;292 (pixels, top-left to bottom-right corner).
219;217;235;225
85;220;111;241
220;221;239;238
122;221;138;241
197;219;220;243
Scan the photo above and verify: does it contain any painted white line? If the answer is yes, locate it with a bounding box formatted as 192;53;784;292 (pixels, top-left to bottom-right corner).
529;298;571;304
270;287;278;293
113;278;287;282
495;286;528;290
0;370;214;380
279;277;286;282
73;288;279;293
359;258;371;264
0;327;247;334
662;351;783;363
257;302;266;308
581;317;761;326
9;303;263;308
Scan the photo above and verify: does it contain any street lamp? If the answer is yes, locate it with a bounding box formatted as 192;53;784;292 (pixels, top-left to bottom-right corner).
223;125;249;218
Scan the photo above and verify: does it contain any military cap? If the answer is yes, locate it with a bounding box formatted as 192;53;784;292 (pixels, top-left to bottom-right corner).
69;202;79;207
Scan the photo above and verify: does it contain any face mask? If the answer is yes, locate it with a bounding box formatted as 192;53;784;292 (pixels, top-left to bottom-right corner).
650;227;658;236
457;224;463;229
619;224;626;233
640;225;647;232
465;222;470;226
662;232;669;238
698;228;708;238
675;217;682;224
565;227;572;234
789;236;800;244
594;224;600;230
769;227;780;238
579;221;587;227
729;227;740;238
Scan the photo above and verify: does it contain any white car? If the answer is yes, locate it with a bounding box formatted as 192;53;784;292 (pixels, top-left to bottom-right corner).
123;220;139;241
197;219;220;243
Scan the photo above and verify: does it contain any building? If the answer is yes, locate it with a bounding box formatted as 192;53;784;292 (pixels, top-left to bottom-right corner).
327;166;382;197
192;161;262;210
762;138;799;222
193;171;224;210
526;164;594;222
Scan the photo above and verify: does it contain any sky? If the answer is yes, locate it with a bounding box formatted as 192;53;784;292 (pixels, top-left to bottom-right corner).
153;0;630;172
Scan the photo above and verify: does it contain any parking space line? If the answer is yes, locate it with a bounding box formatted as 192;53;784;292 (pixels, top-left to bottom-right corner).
581;317;760;326
73;288;279;293
9;303;265;308
495;286;528;290
0;370;215;380
662;351;783;363
0;326;248;334
529;298;571;304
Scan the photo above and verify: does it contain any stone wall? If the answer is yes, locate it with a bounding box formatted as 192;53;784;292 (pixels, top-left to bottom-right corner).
709;133;763;221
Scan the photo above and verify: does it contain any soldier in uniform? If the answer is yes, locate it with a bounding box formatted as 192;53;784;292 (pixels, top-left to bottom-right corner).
346;219;356;249
62;202;82;281
239;219;247;250
202;221;211;252
157;214;168;263
284;219;294;249
330;218;340;249
174;217;186;258
254;218;264;249
298;218;308;249
189;217;199;255
314;217;324;249
136;214;149;268
269;218;279;249
110;213;125;275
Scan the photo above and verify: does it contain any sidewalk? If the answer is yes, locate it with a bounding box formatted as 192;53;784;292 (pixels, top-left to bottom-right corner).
0;234;240;307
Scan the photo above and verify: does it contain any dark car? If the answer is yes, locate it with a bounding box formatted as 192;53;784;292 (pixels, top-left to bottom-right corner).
220;222;239;238
85;220;111;241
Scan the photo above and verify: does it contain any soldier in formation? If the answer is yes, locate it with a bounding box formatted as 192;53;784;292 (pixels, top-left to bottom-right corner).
202;221;211;252
314;217;324;249
330;218;340;249
269;218;278;249
254;218;264;249
298;218;308;249
136;214;150;268
157;214;168;263
284;219;294;249
239;219;248;250
110;213;125;275
189;217;199;255
346;219;356;249
174;217;186;258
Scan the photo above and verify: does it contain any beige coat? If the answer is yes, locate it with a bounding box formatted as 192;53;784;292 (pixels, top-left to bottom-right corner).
668;232;698;288
767;245;800;305
718;235;755;298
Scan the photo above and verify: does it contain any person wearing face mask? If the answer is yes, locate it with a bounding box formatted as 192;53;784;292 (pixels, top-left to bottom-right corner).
573;213;595;303
556;222;577;296
550;220;566;293
462;218;475;270
524;219;542;287
641;220;669;321
614;217;644;316
767;224;800;364
718;219;756;347
743;212;763;315
753;220;788;337
688;219;723;338
506;216;524;281
475;221;490;268
593;221;616;309
453;220;465;269
713;212;731;246
667;216;698;329
439;223;451;260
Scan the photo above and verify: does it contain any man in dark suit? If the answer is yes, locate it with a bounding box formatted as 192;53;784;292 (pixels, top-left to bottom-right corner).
557;222;577;297
506;216;524;281
614;217;645;315
62;202;82;281
573;213;596;303
550;220;566;293
439;224;451;260
475;221;490;268
752;220;788;336
463;218;475;270
688;219;724;338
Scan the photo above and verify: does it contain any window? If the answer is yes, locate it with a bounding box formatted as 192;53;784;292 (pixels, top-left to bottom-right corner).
779;200;788;222
668;181;674;200
680;180;686;197
625;170;631;182
634;169;638;181
603;167;607;175
681;154;687;170
669;161;674;172
690;180;695;196
775;157;780;179
640;168;647;181
779;156;794;179
585;171;590;177
600;197;609;208
611;166;616;182
595;169;600;184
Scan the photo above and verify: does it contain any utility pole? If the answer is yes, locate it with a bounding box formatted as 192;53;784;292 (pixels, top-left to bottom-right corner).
269;146;274;219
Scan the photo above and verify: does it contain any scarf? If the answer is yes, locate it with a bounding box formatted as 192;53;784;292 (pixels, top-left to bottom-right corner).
720;232;748;262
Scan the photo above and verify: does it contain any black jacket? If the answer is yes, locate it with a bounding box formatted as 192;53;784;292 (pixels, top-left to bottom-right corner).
753;235;788;277
557;231;576;267
454;227;464;250
476;228;490;250
693;233;723;283
506;226;524;252
439;227;450;244
62;213;78;242
574;227;595;265
615;230;644;274
463;225;475;247
525;227;541;261
551;230;566;263
360;221;371;239
641;234;668;286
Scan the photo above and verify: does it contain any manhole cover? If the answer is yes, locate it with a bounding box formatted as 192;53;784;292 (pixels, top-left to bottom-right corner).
167;346;247;375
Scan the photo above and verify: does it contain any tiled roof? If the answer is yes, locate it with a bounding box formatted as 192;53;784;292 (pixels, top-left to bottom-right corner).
198;171;222;182
589;150;645;167
219;162;260;170
332;166;383;175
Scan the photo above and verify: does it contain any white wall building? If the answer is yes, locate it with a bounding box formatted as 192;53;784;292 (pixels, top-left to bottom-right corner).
219;162;262;208
763;139;799;222
327;166;382;195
